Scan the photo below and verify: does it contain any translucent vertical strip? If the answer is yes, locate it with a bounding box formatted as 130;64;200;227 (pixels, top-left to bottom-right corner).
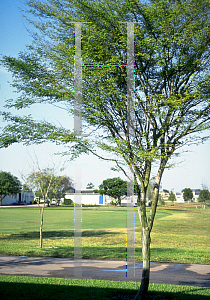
74;165;82;278
126;22;135;279
127;22;135;139
127;170;135;278
74;22;82;135
74;22;83;278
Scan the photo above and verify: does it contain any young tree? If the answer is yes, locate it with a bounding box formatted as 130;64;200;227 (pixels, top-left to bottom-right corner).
99;177;127;205
182;188;193;202
158;193;165;206
0;171;21;205
198;189;210;205
25;168;55;248
1;1;210;298
168;191;176;205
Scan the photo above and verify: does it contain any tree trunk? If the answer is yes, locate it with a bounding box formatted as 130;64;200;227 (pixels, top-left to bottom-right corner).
40;207;44;248
134;163;165;300
40;224;42;248
134;228;151;300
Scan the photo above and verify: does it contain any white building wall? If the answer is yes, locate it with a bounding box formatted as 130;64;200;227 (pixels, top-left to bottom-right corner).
3;194;19;205
65;194;102;205
65;194;142;206
175;193;184;202
104;195;138;205
2;191;34;205
192;190;200;201
22;191;34;204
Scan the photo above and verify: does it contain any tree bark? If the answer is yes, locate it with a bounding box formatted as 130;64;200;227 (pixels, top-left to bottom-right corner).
134;228;151;300
134;165;165;300
40;207;44;248
40;224;42;248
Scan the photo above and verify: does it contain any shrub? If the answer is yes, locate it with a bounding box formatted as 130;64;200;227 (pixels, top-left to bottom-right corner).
63;198;72;205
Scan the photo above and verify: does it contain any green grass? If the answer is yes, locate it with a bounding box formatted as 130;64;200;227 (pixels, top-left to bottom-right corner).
0;204;209;264
0;275;210;300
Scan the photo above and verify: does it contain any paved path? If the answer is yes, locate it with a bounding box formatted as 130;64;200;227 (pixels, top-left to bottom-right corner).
0;255;210;287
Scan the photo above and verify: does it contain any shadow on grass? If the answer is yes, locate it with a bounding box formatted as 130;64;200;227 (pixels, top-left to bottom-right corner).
0;281;210;300
0;281;134;300
0;244;132;260
38;245;140;260
147;286;210;300
2;246;129;259
0;230;120;240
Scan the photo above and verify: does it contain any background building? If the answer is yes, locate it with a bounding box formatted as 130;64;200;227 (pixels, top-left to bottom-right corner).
2;191;34;205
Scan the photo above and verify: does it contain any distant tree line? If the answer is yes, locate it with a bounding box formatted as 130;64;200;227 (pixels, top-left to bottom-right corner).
0;169;73;207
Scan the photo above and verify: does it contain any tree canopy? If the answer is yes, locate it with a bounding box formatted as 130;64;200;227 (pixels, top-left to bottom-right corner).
182;188;193;202
1;0;210;298
24;169;73;201
25;168;55;201
168;190;176;204
52;175;74;201
163;189;169;194
0;171;21;205
98;177;127;205
198;189;210;204
86;182;95;189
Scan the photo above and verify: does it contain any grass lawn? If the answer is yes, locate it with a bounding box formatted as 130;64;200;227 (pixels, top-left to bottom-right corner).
0;275;210;300
0;203;209;264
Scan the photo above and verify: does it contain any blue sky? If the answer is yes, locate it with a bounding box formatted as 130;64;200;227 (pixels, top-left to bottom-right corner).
0;0;210;192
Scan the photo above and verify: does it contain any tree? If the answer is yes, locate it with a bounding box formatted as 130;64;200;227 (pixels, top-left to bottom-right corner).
52;175;74;203
86;182;95;189
158;193;165;206
182;188;193;202
168;191;176;205
0;171;21;205
1;1;210;298
24;169;73;245
198;189;210;204
99;177;127;205
25;168;55;248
